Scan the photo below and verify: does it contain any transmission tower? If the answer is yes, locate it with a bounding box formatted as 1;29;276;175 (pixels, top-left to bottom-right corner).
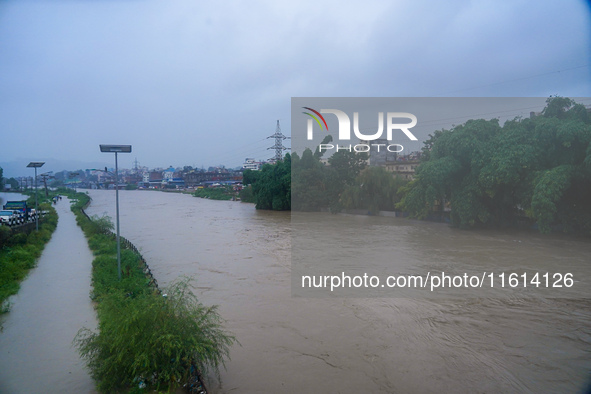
267;120;290;161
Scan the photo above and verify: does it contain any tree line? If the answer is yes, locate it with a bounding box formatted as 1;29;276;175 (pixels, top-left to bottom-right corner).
241;136;409;214
242;97;591;235
398;96;591;234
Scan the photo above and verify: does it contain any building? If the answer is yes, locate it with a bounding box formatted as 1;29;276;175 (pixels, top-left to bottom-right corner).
383;151;422;180
358;138;421;180
183;170;242;187
145;171;163;188
359;138;398;166
163;167;176;182
243;158;264;171
384;161;420;180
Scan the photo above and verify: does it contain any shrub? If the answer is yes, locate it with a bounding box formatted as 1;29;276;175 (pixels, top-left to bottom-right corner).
194;187;234;200
239;185;256;203
0;226;12;249
88;215;115;235
87;234;117;255
7;232;28;247
75;277;235;392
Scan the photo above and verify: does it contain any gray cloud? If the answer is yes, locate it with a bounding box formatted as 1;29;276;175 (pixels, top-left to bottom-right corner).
0;0;589;177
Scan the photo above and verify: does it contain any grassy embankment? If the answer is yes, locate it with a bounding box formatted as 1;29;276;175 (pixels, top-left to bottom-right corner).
69;191;235;393
0;195;58;315
193;186;235;200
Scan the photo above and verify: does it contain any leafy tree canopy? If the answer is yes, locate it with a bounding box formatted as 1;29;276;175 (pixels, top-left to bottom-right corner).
398;97;591;234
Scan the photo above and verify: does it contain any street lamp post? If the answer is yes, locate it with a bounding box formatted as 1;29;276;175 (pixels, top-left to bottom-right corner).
40;172;53;198
27;162;45;231
69;172;80;193
100;145;132;281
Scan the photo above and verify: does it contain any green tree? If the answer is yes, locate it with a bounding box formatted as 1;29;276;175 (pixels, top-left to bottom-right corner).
326;149;368;199
6;177;18;190
291;149;328;211
239;185;256;203
242;169;260;185
398;97;591;234
251;154;291;210
294;135;368;212
340;166;407;213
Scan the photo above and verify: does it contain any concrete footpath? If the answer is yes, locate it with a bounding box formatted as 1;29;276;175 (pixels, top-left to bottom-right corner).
0;198;98;394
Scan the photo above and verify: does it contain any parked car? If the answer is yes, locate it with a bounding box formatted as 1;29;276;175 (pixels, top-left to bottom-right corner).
3;201;29;222
0;210;22;226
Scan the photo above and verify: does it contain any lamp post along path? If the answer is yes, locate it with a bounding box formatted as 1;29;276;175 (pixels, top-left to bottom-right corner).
26;162;45;231
100;145;132;281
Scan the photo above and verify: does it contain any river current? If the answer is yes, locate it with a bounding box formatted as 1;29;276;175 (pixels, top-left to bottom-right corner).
81;190;590;393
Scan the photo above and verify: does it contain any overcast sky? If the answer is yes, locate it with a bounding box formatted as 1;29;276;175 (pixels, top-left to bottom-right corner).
0;0;590;177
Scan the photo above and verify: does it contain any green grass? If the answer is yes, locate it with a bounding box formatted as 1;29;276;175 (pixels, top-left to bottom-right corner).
70;191;236;393
193;187;235;200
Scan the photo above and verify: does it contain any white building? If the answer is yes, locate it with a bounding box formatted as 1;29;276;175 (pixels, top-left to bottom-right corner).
243;158;263;171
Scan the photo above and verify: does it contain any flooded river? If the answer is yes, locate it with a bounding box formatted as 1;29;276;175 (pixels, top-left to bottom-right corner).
84;189;591;393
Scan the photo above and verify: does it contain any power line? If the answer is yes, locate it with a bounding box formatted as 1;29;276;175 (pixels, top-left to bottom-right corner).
439;64;590;95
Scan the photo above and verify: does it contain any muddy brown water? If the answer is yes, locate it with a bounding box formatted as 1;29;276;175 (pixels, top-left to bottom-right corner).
79;189;591;393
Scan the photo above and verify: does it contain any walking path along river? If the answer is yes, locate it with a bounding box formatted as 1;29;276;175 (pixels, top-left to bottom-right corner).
0;197;97;394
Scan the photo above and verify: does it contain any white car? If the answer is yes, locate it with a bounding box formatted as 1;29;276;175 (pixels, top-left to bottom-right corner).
0;210;21;226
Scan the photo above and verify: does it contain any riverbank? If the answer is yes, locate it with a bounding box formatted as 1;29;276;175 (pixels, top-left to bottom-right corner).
193;187;237;201
71;192;234;393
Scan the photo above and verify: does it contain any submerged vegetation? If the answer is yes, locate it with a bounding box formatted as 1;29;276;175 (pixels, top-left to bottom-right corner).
193;186;235;200
69;191;235;392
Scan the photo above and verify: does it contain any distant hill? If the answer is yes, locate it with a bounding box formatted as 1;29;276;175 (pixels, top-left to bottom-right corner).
0;158;112;178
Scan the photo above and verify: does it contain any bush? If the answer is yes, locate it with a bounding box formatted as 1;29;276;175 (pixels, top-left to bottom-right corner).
7;232;28;247
75;277;235;392
88;215;115;235
87;234;117;255
194;187;234;200
239;185;256;203
0;226;12;249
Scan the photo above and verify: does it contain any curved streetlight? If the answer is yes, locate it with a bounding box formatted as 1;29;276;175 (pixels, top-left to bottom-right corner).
100;145;132;281
27;162;45;231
